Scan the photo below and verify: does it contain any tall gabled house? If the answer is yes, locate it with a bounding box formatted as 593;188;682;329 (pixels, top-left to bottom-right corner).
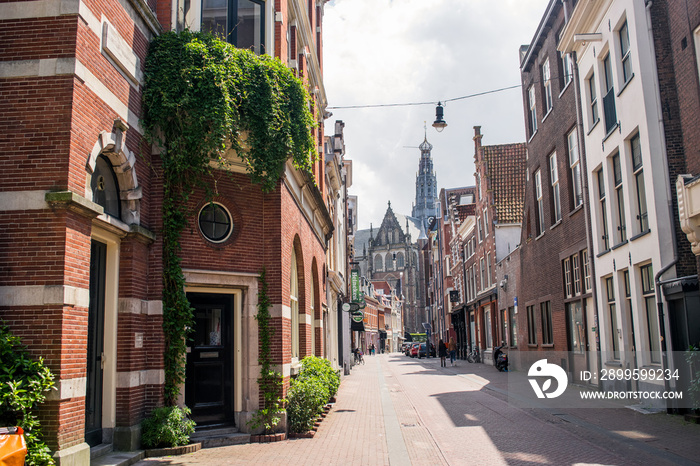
518;0;596;381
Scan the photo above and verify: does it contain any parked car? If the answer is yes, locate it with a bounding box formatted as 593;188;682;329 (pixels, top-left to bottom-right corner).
402;342;412;355
418;342;428;359
410;342;420;358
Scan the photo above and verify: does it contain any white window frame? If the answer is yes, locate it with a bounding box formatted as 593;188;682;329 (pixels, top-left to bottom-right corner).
483;208;489;237
291;250;300;362
528;85;538;135
542;58;553;113
583;249;591;292
561;51;573;88
630;133;648;233
535;169;545;235
619;20;632;84
550;152;562;223
612;153;627;243
568;128;583;208
597;169;610;251
588;72;599;127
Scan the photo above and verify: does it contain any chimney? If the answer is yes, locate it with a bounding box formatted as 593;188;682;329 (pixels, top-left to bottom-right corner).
473;126;483;153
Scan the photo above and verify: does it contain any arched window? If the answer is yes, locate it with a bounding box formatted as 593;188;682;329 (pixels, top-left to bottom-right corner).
374;254;383;271
385;254;393;271
91;155;120;218
291;251;299;361
310;276;316;357
396;252;405;269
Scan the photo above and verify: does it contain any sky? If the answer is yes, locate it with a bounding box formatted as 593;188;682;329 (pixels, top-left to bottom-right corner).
322;0;551;230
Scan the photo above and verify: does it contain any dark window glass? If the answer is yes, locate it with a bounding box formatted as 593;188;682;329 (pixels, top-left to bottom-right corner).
202;0;265;54
92;155;121;218
199;203;232;242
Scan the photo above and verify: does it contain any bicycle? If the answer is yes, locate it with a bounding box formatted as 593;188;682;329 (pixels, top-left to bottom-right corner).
466;346;480;363
353;349;365;365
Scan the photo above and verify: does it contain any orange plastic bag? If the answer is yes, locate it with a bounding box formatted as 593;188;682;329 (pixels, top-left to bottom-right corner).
0;427;27;466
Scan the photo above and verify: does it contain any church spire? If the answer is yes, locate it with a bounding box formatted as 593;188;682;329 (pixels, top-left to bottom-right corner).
412;127;438;231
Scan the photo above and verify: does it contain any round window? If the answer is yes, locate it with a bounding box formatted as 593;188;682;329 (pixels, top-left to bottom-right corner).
198;203;233;243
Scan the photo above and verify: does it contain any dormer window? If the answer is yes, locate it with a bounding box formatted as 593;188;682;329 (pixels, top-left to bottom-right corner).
91;155;121;218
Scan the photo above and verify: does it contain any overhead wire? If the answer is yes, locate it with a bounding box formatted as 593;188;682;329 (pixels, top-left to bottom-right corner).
326;74;570;110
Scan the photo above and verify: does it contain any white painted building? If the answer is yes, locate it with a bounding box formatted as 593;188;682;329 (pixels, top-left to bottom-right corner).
560;0;678;394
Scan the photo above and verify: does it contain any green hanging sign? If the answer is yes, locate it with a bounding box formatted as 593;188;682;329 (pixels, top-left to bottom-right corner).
351;269;361;302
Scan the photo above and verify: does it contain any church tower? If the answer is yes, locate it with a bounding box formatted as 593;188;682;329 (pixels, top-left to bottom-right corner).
412;131;439;231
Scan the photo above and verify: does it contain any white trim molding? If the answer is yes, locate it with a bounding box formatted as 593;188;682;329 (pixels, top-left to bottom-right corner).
0;285;89;308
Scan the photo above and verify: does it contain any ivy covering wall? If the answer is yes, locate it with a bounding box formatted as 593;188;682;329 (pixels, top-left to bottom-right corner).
142;30;317;404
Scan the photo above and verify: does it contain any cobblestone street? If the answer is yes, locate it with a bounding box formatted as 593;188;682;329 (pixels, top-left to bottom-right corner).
135;354;700;466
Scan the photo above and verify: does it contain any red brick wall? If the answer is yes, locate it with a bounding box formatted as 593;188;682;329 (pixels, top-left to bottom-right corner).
518;2;589;352
651;0;699;276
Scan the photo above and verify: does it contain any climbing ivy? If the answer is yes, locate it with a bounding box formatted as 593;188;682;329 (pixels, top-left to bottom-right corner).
248;269;285;433
142;30;317;405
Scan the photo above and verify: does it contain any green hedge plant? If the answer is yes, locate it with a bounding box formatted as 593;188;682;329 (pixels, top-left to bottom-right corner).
0;321;56;466
286;356;341;433
141;406;196;448
297;356;340;401
286;377;328;433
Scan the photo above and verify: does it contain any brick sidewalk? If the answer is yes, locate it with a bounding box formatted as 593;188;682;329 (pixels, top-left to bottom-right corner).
135;356;394;465
135;354;700;466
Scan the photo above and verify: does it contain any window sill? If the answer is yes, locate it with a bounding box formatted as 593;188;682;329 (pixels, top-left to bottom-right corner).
596;248;611;258
542;344;555;348
568;204;584;217
587;119;600;136
611;240;628;250
550;219;562;230
604;360;623;367
542;108;554;123
559;80;573;97
528;344;538;348
603;122;620;143
535;231;546;241
528;129;538;143
617;74;635;97
629;229;651;242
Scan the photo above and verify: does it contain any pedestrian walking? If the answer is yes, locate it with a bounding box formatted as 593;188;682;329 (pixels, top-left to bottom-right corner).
438;339;447;367
448;337;457;366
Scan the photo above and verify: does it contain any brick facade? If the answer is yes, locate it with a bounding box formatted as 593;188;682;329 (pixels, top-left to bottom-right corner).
518;0;592;362
0;0;332;462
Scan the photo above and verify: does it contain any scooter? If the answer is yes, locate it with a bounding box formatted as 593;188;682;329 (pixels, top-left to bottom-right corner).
493;345;508;372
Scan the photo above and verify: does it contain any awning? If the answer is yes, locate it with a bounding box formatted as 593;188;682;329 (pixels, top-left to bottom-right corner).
351;320;365;332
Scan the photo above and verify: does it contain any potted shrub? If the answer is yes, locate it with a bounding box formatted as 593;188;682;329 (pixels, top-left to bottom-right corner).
141;406;197;456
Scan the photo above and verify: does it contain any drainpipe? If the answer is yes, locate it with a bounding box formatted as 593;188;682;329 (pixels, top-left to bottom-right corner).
645;0;678;413
570;45;602;387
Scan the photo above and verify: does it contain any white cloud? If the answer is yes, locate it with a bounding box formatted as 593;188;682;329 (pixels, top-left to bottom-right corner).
324;0;550;229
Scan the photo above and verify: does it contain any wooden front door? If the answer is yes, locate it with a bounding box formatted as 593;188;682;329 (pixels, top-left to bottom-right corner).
86;240;106;446
185;293;234;426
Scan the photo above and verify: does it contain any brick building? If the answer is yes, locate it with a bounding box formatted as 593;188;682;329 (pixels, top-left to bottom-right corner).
656;0;700;353
426;187;474;344
468;127;526;365
448;200;476;360
0;0;337;463
518;0;596;381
